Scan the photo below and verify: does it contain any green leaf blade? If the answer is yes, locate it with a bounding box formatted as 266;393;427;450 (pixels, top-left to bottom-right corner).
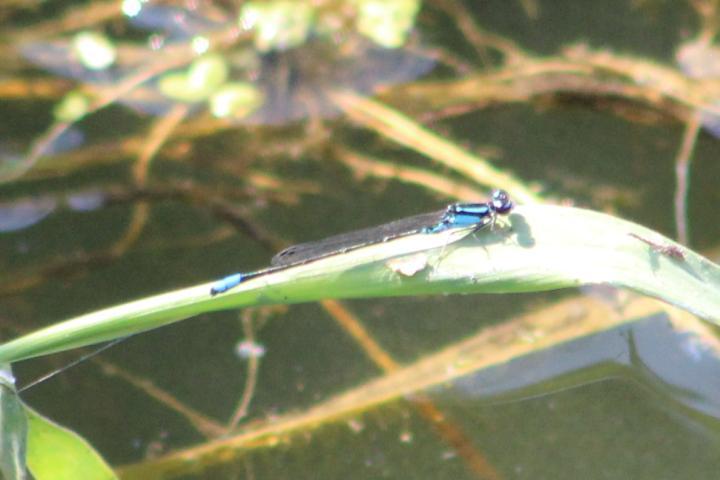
0;205;718;364
26;408;116;480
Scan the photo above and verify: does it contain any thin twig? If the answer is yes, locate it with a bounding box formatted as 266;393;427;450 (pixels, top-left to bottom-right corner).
673;112;702;244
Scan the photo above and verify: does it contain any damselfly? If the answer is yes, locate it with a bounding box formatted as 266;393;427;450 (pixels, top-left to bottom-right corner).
210;190;513;295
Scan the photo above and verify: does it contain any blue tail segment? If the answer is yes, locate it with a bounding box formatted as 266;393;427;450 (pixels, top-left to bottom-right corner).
210;273;245;296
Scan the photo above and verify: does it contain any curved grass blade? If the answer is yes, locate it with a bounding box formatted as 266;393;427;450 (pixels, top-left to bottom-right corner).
0;365;27;480
0;204;718;364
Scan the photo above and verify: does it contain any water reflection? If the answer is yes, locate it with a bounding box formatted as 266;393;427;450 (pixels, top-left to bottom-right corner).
127;4;225;42
65;190;106;212
245;39;434;124
19;3;434;128
676;39;720;137
44;128;85;155
20;40;133;86
0;196;57;232
0;189;106;232
446;315;720;431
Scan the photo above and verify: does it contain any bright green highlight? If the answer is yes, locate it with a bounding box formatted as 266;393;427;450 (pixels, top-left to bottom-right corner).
71;31;116;71
354;0;421;48
239;1;315;52
158;54;229;103
53;91;90;123
210;82;264;118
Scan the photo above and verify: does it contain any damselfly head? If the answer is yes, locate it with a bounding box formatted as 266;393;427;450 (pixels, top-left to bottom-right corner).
490;189;513;214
